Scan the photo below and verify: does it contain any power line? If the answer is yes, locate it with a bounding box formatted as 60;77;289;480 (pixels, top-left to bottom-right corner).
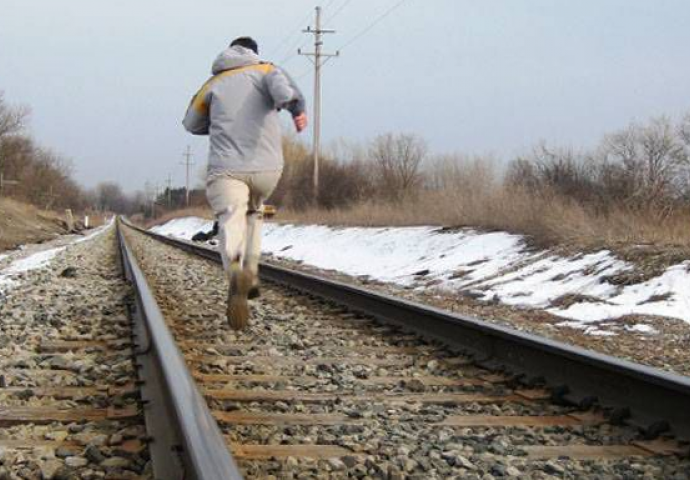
337;0;409;52
267;0;340;61
294;68;312;82
324;0;355;26
277;36;312;65
265;10;315;60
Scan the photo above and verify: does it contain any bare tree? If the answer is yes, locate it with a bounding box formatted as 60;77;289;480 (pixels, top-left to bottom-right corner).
603;116;689;206
0;92;29;139
369;133;427;200
95;182;129;212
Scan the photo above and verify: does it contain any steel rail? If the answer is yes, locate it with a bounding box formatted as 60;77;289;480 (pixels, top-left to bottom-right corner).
116;219;243;480
124;220;690;443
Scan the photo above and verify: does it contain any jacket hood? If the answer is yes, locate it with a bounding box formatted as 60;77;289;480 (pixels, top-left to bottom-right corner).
211;46;260;75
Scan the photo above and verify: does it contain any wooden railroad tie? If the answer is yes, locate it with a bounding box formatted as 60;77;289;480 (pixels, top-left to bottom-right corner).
203;388;549;404
214;411;606;428
224;439;686;461
187;353;471;368
195;372;504;387
37;339;131;353
0;406;139;426
181;341;433;356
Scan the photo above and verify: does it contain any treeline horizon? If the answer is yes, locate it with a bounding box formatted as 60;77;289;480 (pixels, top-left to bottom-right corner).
273;111;690;248
4;88;690;248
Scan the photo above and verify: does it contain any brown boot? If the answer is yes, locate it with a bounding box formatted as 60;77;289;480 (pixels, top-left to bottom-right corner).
227;263;252;330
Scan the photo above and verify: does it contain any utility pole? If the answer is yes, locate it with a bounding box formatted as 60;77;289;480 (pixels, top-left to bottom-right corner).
180;146;195;207
144;180;155;218
299;6;339;202
165;174;173;209
0;171;19;196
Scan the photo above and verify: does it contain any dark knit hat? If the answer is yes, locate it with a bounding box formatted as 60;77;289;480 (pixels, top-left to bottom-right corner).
230;37;259;55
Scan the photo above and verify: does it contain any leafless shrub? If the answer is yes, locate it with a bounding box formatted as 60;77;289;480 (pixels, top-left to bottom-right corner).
0;92;29;139
281;113;690;249
369;133;427;200
270;135;375;210
0;91;90;212
601;116;689;208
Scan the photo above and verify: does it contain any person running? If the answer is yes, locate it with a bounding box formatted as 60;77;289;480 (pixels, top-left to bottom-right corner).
183;36;307;330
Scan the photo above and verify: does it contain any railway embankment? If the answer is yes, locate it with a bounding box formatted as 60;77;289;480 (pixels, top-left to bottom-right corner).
150;216;690;378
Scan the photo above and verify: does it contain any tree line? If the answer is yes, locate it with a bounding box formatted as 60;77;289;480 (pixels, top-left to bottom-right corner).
5;86;690;239
0;92;155;216
271;113;690;225
0;92;89;210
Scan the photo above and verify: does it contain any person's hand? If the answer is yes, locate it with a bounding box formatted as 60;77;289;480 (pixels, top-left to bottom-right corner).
293;113;308;133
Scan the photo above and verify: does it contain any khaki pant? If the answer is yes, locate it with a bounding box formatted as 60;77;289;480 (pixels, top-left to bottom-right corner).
206;171;282;279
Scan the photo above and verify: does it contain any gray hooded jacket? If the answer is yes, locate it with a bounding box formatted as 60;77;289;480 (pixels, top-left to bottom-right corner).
183;46;305;177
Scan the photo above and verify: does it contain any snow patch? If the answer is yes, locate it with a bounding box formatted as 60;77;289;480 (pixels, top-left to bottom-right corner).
626;324;658;335
0;246;64;294
152;217;690;327
0;220;110;294
3;247;64;275
548;262;690;324
150;217;213;241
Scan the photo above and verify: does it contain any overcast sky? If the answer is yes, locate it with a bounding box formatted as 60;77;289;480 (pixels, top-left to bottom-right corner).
1;1;689;192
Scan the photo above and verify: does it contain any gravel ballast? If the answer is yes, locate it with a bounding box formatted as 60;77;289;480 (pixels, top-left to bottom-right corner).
0;226;152;479
125;227;690;480
264;254;690;379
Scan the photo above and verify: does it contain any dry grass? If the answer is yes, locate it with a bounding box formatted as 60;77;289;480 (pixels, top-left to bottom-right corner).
142;164;690;255
0;198;67;251
276;187;690;252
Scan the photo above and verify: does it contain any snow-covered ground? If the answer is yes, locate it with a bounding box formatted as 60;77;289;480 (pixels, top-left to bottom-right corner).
150;217;690;331
0;222;111;295
150;217;212;240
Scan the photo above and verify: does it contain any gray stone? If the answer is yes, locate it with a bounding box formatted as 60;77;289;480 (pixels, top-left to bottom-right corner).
55;447;77;459
505;466;522;477
543;461;565;475
65;456;88;468
84;446;106;464
454;455;477;471
404;379;426;392
491;465;506;477
327;458;346;471
100;456;131;469
40;459;63;480
74;433;109;447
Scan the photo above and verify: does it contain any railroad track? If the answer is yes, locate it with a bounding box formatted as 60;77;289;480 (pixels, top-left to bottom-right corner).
118;219;690;479
0;226;151;479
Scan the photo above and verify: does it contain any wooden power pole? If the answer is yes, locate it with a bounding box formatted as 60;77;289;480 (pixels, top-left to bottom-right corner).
299;6;339;203
180;146;195;207
165;173;173;208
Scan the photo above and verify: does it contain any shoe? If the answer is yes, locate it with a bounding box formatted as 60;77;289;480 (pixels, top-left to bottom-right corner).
227;264;252;330
247;272;261;300
248;286;261;300
248;277;261;300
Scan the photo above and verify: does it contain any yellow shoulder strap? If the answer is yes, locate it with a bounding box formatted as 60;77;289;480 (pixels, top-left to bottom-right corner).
191;64;276;113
